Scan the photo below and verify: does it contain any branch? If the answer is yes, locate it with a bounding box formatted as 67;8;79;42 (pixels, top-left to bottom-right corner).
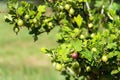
101;5;105;14
85;1;92;17
111;0;114;4
108;0;114;9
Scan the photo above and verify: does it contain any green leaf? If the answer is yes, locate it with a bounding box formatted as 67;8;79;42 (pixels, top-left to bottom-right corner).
106;42;117;49
20;1;29;7
108;51;118;59
78;0;86;2
95;1;103;7
62;26;71;32
37;5;46;13
41;47;48;53
109;3;120;11
117;51;120;58
29;10;36;18
61;18;69;25
57;33;62;40
118;67;120;71
36;12;42;19
71;40;82;51
4;14;13;23
81;50;92;61
111;70;119;75
57;48;70;62
7;0;18;9
16;7;25;16
108;9;116;17
36;5;46;19
74;14;83;27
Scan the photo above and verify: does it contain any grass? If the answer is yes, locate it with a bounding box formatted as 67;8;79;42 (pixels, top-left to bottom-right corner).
0;2;64;80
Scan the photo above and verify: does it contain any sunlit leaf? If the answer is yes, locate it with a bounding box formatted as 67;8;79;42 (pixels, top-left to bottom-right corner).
71;40;82;51
74;14;83;27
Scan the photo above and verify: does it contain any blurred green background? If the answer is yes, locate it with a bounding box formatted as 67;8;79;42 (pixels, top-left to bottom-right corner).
0;1;64;80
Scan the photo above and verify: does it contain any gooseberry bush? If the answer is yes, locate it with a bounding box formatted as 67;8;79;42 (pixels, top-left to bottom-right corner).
5;0;120;80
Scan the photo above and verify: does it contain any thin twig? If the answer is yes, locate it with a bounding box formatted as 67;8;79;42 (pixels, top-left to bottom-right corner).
85;1;91;17
109;0;114;9
111;0;114;5
101;5;105;14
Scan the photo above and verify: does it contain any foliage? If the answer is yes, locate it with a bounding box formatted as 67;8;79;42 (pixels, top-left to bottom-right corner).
5;0;120;80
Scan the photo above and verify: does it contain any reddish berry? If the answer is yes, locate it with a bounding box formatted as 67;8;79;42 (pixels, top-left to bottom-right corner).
72;52;78;59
